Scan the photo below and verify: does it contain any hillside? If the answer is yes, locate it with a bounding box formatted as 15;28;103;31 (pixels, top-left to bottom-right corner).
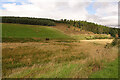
51;23;94;35
2;23;71;42
51;23;111;40
1;16;119;38
2;23;111;42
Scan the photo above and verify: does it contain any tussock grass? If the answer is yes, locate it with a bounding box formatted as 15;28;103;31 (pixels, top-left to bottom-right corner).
89;58;118;78
2;41;118;78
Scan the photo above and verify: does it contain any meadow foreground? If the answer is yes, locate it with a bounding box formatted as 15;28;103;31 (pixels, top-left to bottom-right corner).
2;39;118;78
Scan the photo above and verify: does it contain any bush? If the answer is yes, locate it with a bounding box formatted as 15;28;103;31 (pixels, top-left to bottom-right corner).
111;38;118;46
67;24;70;28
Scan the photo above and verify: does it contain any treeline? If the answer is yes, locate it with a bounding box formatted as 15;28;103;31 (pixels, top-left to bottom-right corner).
1;16;56;26
56;19;119;37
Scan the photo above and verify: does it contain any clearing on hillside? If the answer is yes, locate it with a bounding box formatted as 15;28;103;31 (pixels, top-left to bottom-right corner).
51;23;111;40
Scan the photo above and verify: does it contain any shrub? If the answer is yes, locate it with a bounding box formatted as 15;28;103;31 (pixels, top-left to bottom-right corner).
67;24;70;28
111;38;118;46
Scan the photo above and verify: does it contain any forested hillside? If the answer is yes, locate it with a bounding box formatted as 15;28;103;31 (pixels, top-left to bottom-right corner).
56;19;119;37
1;16;56;26
1;16;119;37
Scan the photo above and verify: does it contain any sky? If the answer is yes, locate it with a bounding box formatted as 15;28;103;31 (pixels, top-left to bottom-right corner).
0;0;119;27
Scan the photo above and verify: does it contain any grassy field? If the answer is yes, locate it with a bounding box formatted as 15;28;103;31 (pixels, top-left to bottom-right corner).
2;23;118;78
2;41;118;78
2;23;111;42
2;23;71;40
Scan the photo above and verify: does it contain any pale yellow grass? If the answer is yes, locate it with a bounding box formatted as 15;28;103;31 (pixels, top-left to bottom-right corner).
81;39;113;44
2;39;118;78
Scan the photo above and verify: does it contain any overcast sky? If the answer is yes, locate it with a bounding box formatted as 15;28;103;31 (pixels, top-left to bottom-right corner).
0;0;119;27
